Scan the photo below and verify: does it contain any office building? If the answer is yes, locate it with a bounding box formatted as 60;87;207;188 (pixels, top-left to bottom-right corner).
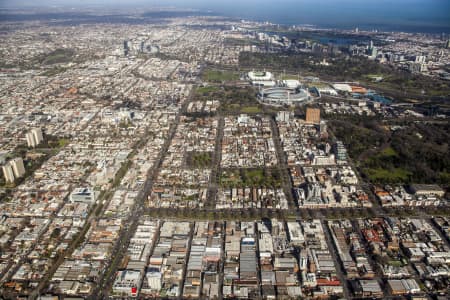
334;141;347;162
124;40;130;56
305;108;321;124
276;111;292;123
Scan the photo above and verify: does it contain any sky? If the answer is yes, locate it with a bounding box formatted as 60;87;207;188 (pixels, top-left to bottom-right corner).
1;0;449;33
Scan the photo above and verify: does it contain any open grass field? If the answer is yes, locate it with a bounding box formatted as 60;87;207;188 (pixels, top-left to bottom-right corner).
240;106;263;114
40;48;75;65
220;168;283;188
193;84;263;114
363;167;411;183
202;69;240;82
196;85;220;94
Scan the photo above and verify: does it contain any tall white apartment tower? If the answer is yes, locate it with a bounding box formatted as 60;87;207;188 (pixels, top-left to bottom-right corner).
26;132;36;148
2;164;15;183
10;157;25;178
26;128;44;148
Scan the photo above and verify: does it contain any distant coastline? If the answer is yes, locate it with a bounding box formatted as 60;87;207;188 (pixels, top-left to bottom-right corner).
207;5;450;34
0;3;449;34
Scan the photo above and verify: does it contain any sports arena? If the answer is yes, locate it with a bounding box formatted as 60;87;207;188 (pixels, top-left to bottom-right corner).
257;87;311;106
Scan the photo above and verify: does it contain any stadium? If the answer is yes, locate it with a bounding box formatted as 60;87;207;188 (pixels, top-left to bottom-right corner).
247;71;276;87
257;86;311;106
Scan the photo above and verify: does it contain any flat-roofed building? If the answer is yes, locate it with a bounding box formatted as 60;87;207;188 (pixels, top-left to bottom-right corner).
332;83;352;93
112;270;142;297
352;279;383;298
410;184;445;197
282;79;300;88
69;187;96;204
240;252;258;281
388;279;421;295
287;222;305;245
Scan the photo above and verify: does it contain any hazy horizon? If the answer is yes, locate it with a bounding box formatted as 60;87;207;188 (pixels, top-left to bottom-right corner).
1;0;449;33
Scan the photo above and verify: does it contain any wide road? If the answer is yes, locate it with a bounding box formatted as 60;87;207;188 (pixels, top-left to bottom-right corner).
206;115;224;209
321;220;352;300
270;116;296;210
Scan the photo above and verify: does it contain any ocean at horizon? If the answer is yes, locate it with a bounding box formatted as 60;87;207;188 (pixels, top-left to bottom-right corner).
182;0;450;34
2;0;450;34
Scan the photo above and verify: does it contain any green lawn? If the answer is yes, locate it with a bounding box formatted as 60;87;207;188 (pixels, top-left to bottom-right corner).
364;167;411;183
366;74;384;78
193;85;260;114
58;138;69;148
202;70;239;82
41;48;75;65
387;260;404;267
281;74;300;80
196;85;220;94
220;168;282;188
240;106;263;114
380;146;397;157
40;67;68;76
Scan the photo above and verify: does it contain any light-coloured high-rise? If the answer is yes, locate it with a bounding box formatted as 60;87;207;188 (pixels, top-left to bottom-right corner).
26;132;36;148
10;157;25;178
2;164;15;183
26;128;44;148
